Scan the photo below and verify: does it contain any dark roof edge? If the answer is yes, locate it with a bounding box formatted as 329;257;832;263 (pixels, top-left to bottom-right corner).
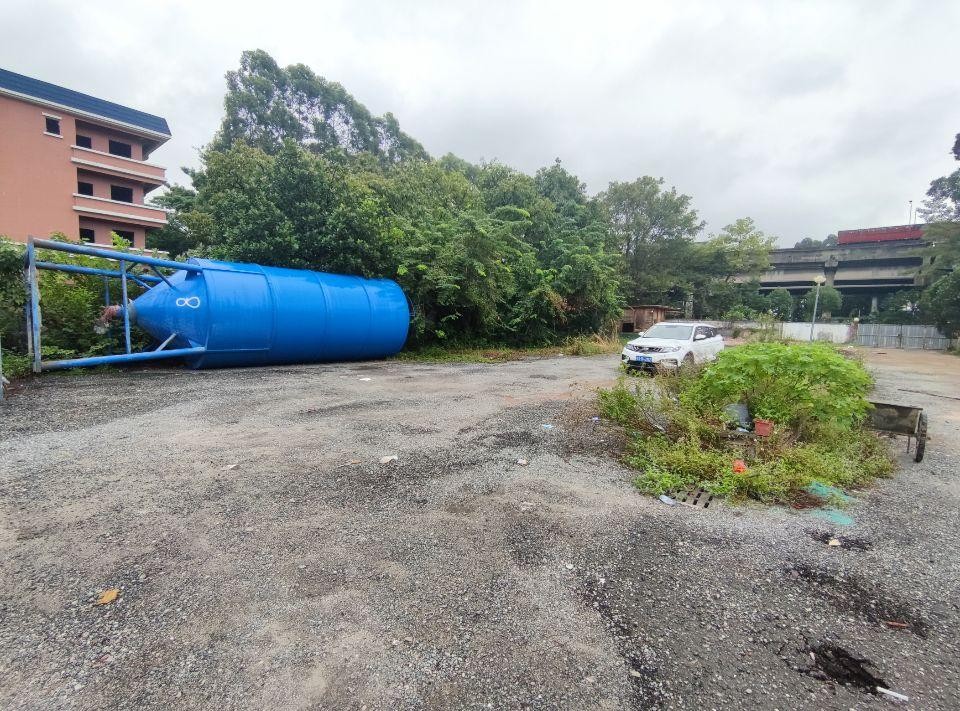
0;68;171;140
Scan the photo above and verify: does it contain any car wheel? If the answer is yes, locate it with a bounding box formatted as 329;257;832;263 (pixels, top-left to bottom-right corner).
683;352;695;366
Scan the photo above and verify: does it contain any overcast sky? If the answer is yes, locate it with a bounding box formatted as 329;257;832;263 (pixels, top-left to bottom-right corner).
4;0;958;245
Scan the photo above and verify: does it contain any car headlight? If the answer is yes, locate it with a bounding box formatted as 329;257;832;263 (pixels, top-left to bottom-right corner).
626;344;641;352
662;345;682;352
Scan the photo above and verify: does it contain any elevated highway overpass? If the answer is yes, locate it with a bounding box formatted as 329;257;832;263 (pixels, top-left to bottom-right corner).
751;236;935;312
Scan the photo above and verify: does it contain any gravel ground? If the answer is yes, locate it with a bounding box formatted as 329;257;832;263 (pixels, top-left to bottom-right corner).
1;350;958;710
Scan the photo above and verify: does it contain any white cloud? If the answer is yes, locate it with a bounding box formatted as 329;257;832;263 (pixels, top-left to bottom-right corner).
2;0;957;244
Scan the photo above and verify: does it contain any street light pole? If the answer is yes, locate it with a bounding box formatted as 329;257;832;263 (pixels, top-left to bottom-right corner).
809;275;826;341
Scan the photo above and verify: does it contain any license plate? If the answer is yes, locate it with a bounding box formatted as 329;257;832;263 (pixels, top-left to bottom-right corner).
633;356;652;363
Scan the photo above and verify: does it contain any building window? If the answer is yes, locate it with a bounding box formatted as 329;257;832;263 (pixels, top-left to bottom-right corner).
76;135;92;149
79;228;95;243
110;185;134;203
114;230;135;245
77;181;94;196
108;140;132;158
44;116;61;135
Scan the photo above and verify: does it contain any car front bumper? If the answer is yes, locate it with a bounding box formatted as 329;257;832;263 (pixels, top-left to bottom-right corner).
621;351;681;369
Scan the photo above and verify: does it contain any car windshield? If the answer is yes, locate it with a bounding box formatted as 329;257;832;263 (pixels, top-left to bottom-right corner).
642;324;693;340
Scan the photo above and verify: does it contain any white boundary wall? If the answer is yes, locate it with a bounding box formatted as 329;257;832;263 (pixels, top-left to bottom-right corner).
780;322;852;343
670;320;955;349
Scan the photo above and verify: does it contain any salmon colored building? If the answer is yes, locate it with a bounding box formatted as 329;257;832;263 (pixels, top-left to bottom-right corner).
0;67;171;249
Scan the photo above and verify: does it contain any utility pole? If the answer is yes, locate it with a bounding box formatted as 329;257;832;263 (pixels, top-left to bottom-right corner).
908;200;913;225
809;275;826;341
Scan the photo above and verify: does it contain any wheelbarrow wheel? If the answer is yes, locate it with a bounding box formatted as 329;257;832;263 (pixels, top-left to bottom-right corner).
914;413;928;463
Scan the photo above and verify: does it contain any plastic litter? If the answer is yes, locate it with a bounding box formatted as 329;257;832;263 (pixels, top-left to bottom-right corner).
828;538;841;546
358;377;372;382
805;481;853;503
658;494;677;506
810;508;855;527
753;418;774;437
723;403;751;429
541;424;554;430
379;455;398;464
732;459;748;474
516;458;529;466
876;687;908;702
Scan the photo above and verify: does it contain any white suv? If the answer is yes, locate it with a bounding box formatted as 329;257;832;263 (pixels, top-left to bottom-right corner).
621;322;724;372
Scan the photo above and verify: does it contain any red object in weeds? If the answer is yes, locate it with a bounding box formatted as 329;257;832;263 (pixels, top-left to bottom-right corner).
732;459;748;474
753;418;774;437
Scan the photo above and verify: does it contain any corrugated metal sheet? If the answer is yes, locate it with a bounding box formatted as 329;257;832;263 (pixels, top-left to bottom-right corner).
0;67;170;137
856;323;953;350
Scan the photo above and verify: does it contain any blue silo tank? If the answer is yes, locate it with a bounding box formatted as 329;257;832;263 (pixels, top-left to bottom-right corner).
131;259;410;368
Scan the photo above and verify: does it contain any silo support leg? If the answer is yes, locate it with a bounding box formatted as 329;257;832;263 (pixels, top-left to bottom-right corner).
26;240;42;373
120;260;132;355
154;333;177;352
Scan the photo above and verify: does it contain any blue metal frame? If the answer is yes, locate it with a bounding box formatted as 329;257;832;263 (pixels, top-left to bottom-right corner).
34;261;163;284
25;238;206;372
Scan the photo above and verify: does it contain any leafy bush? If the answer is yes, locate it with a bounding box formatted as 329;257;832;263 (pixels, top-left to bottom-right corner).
598;342;892;504
685;342;872;432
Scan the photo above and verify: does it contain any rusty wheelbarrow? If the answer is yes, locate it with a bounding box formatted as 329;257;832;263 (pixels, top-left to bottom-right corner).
867;401;928;462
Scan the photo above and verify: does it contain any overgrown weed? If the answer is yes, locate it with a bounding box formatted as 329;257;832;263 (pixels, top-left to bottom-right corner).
599;342;895;505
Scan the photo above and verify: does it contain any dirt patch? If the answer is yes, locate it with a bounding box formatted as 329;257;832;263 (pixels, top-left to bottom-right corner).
785;563;927;636
578;573;664;708
294;399;392;418
806;530;873;551
471;430;540;451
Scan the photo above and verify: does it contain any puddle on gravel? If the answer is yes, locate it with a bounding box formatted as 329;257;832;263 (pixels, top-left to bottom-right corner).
803;642;886;692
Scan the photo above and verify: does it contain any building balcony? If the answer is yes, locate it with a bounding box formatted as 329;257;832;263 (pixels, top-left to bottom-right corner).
70;145;166;186
72;194;168;227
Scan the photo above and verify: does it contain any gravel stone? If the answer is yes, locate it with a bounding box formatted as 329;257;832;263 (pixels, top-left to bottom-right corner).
0;350;957;709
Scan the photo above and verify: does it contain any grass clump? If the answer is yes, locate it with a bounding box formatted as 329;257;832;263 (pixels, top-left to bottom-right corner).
598;342;894;505
394;334;623;363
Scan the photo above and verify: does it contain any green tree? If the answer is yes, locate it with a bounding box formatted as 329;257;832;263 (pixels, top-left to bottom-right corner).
877;290;923;324
767;288;794;321
919;271;960;337
918;132;960;223
916;132;960;333
146;185;199;257
793;234;837;249
213;49;427;162
800;285;842;319
701;217;775;281
148;51;631;349
600;177;703;304
918;134;960;272
186;141;397;276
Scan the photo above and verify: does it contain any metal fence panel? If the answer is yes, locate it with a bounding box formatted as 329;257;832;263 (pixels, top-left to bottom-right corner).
856;323;952;350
